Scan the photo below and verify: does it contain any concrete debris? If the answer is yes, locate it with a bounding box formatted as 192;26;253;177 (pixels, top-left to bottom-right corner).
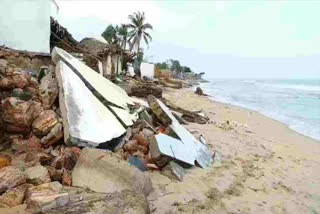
163;99;209;124
161;161;186;182
172;111;189;125
149;98;213;168
0;166;26;193
52;47;138;127
0;46;215;213
212;151;222;167
72;148;153;196
55;60;126;147
148;95;173;126
128;155;147;172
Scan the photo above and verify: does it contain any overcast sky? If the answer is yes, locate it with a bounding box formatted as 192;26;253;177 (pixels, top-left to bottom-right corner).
53;0;320;79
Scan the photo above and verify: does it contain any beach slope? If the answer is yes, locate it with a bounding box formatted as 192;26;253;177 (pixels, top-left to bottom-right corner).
147;87;320;214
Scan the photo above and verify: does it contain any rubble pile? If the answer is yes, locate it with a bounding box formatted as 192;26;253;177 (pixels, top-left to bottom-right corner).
0;47;216;213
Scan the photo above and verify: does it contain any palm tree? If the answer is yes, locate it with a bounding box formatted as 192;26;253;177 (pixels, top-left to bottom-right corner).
118;24;130;51
128;12;152;77
128;12;153;54
101;24;119;45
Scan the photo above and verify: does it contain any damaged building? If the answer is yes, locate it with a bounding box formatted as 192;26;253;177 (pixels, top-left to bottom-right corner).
0;1;217;213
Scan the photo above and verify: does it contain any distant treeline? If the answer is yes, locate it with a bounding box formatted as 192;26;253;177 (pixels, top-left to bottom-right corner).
155;59;192;73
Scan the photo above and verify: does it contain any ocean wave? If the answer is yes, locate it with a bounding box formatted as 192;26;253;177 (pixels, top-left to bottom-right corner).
265;84;320;92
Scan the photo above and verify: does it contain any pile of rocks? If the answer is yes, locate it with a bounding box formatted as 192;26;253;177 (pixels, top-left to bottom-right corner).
0;59;82;211
0;50;215;213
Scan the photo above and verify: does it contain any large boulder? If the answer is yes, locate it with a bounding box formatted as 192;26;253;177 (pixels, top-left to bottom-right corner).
0;183;33;208
2;97;35;134
24;165;51;185
25;181;69;213
39;71;58;110
0;166;26;193
32;110;58;136
72;148;153;196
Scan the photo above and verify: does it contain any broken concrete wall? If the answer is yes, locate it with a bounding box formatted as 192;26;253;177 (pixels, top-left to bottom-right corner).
52;47;138;127
0;0;55;53
55;60;126;147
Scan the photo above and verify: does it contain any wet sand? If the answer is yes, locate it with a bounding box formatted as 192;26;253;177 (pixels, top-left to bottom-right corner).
147;87;320;214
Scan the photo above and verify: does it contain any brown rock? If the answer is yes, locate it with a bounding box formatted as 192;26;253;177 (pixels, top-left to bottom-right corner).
135;133;149;148
0;59;8;75
40;123;63;146
50;155;63;170
146;163;160;171
32;110;58;136
30;102;43;120
39;72;58;110
62;169;72;186
0;154;11;169
0;166;26;193
11;135;42;152
125;83;162;98
62;147;81;171
25;181;69;213
45;166;62;182
24;165;51;185
195;86;203;95
11;68;30;88
0;77;15;89
137;145;148;155
124;140;139;154
2;97;35;134
25;152;53;166
0;183;33;208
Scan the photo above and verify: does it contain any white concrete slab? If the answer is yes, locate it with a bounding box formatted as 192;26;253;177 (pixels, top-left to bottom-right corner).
56;61;126;147
52;47;137;126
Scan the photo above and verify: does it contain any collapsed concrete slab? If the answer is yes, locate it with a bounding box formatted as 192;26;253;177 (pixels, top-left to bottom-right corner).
150;98;213;168
52;47;138;127
55;61;126;147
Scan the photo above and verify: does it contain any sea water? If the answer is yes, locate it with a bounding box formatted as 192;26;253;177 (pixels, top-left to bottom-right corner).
202;79;320;141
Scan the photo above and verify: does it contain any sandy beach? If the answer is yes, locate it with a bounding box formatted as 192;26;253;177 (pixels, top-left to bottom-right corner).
147;87;320;214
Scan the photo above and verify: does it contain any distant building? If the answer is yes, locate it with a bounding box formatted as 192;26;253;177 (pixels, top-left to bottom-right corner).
0;0;58;53
80;37;131;77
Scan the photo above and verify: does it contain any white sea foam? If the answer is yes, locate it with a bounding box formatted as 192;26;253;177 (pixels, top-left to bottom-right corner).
202;79;320;141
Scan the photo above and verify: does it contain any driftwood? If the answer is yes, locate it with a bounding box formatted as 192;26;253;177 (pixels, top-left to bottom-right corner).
160;98;209;124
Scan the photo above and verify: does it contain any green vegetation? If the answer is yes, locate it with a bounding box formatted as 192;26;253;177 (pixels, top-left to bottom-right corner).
101;11;153;78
